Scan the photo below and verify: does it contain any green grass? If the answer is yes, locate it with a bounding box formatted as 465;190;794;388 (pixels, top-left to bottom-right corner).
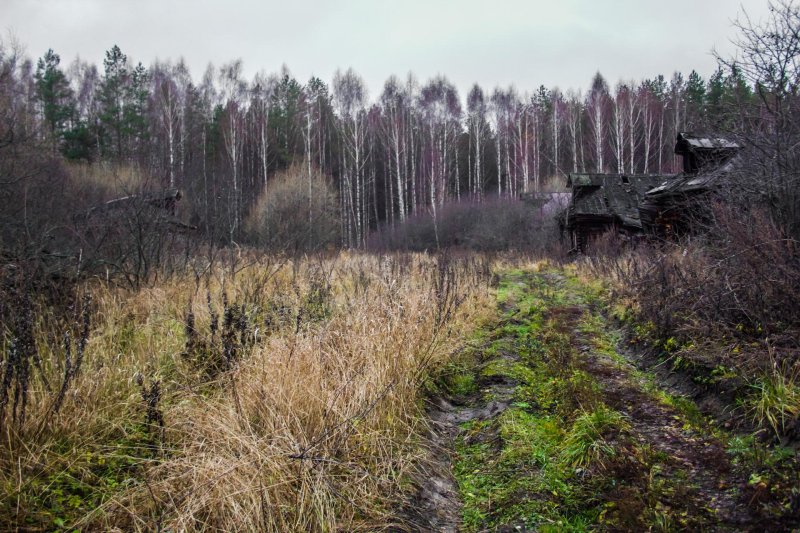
0;423;157;531
451;265;733;532
453;267;627;531
560;405;629;469
745;366;800;438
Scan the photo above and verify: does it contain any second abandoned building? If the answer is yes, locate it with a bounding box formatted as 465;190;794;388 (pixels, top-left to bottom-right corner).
559;132;741;252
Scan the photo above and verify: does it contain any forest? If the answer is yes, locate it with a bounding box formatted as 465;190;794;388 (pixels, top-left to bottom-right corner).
1;1;799;531
1;32;754;253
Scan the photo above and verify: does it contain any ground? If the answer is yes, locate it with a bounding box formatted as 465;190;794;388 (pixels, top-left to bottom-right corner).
410;263;798;532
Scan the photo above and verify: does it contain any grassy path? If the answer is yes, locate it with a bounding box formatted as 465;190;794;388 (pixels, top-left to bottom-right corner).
421;264;772;532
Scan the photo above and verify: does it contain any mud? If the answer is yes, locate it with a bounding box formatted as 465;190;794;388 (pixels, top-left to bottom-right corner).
400;349;520;531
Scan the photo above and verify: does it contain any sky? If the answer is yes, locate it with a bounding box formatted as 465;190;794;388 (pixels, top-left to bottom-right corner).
2;0;774;100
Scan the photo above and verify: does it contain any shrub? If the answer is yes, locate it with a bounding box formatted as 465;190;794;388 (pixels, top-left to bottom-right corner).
244;165;340;253
582;202;800;437
368;195;561;253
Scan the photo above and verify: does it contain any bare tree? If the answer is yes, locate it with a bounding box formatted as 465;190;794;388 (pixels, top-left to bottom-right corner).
638;81;658;173
565;89;583;173
380;76;409;221
611;83;626;173
586;73;609;173
550;88;565;182
333;68;368;247
668;72;686;172
490;88;512;197
218;61;247;240
251;72;277;190
622;82;641;173
150;62;184;188
717;0;800;235
467;84;489;200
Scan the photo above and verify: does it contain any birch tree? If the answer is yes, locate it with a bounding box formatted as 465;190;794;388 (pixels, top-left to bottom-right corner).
668;72;686;171
467;84;489;200
638;80;659;173
611;83;628;173
218;60;247;240
251;72;277;190
550;88;566;181
565;89;583;173
490;88;512;197
333;68;368;247
586;73;609;173
380;76;409;221
150;62;183;187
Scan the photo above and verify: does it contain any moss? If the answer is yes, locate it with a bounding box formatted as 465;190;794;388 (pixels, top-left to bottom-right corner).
448;371;478;397
481;359;537;385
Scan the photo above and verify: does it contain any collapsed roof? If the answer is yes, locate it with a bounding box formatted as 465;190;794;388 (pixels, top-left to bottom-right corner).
563;173;671;232
74;188;196;233
559;132;741;251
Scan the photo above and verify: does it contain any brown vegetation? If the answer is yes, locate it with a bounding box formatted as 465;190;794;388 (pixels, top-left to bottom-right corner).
368;195;562;253
580;204;800;440
244;164;341;254
0;250;495;531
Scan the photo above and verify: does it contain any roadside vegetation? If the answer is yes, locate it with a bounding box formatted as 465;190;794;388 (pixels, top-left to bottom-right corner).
0;250;494;530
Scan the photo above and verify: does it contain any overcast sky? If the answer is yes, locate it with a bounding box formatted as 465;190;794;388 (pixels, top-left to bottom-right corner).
3;0;773;100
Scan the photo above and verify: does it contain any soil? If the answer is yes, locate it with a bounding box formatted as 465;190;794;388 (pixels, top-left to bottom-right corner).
402;357;519;532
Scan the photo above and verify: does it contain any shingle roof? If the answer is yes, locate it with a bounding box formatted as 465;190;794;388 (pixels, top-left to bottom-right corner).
566;174;671;229
645;156;738;200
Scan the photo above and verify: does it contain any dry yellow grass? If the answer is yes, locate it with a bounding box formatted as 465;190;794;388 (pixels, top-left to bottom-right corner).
1;250;495;531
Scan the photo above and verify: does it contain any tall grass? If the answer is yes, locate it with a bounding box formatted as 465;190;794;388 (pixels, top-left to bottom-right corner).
0;251;494;531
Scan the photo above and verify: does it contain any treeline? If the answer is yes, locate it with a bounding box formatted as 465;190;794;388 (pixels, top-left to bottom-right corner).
2;41;754;246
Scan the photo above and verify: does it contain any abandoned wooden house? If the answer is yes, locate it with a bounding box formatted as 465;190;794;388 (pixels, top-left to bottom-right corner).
674;132;740;174
560;132;740;252
559;173;670;251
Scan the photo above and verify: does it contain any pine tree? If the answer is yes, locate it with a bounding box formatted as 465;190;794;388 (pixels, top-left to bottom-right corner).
98;45;129;159
685;70;706;129
124;61;149;160
34;49;74;153
706;67;726;129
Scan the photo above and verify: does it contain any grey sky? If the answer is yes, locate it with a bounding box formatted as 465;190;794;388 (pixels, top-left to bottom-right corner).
3;0;772;99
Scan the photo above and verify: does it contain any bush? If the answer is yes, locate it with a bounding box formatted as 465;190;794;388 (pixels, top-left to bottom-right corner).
368;195;561;253
244;165;340;253
582;202;800;437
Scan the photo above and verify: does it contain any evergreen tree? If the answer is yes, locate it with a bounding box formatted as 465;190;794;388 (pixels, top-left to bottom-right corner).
685;70;706;129
706;66;727;128
706;64;754;130
270;71;303;167
124;61;149;159
34;49;74;153
98;45;129;159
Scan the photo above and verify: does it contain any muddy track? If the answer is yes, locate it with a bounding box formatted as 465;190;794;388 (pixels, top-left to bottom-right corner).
553;299;758;528
575;344;746;523
405;269;780;532
404;354;520;531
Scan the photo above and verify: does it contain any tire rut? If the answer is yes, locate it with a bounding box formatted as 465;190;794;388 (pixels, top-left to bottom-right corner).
551;273;762;530
403;269;769;531
578;345;753;529
402;347;520;531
